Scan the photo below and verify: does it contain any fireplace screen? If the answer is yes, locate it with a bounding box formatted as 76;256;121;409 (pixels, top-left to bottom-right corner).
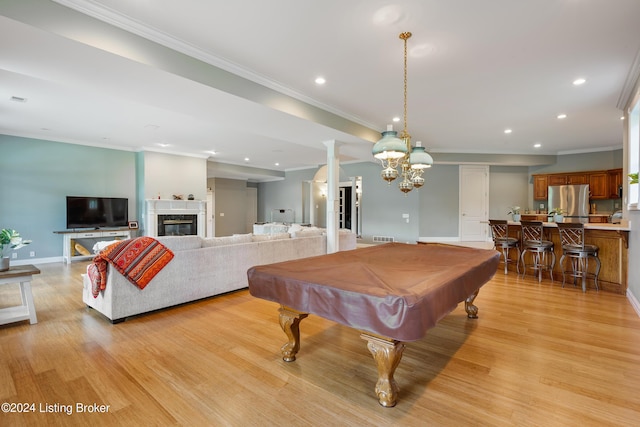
157;214;197;236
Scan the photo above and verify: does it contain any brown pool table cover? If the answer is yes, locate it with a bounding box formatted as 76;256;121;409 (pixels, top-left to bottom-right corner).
247;242;500;341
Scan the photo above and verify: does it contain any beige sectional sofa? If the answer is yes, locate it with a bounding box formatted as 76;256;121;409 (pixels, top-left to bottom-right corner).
82;230;357;323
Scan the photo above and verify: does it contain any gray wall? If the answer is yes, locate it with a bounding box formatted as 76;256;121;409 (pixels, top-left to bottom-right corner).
343;162;420;244
257;151;623;244
210;178;253;236
529;150;622;174
1;134;625;260
257;162;426;243
258;162;532;243
0;135;137;261
490;166;531;219
257;169;311;224
418;164;459;237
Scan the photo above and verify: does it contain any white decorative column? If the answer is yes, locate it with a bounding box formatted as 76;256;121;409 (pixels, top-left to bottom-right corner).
323;140;342;254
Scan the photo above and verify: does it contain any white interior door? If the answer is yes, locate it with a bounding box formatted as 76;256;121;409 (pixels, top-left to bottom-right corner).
459;165;489;241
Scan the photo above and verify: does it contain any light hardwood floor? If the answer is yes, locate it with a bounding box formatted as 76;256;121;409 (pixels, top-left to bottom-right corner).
1;261;639;426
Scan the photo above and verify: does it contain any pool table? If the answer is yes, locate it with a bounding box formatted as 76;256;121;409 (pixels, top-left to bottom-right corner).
247;242;500;407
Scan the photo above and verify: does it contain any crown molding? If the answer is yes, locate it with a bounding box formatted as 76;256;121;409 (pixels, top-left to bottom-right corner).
51;0;377;130
617;46;640;110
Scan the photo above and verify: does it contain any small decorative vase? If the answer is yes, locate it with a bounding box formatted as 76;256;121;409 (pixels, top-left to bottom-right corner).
554;214;564;223
0;256;9;272
512;214;521;222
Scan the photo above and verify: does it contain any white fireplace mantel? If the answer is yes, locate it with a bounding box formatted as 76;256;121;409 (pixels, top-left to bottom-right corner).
144;199;206;237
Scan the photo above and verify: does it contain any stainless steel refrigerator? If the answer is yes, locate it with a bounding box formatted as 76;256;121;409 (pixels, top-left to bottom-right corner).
548;184;590;223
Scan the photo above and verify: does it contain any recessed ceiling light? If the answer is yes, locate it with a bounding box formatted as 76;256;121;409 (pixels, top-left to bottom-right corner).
157;143;170;147
557;114;567;119
534;143;542;148
573;78;586;86
244;157;250;162
504;129;512;134
315;77;326;85
145;124;160;130
205;150;216;155
392;117;400;122
275;162;280;166
620;116;625;120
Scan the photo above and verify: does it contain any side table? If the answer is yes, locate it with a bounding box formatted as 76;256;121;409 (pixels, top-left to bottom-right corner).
0;264;40;326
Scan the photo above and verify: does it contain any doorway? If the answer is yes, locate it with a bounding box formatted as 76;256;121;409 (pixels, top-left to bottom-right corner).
459;165;489;241
305;176;361;234
339;186;352;230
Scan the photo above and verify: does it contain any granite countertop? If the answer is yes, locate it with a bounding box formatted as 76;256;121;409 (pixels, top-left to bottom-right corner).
507;221;630;231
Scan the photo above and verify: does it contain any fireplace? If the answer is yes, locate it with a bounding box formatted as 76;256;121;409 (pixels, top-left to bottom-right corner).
145;199;206;238
157;214;197;236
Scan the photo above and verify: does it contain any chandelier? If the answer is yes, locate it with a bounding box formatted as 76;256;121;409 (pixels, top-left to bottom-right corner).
372;32;433;193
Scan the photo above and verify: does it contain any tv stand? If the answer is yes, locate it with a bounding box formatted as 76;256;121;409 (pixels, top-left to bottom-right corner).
54;228;133;264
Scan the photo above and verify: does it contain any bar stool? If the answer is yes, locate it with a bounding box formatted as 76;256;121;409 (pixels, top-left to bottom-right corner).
557;222;601;292
489;219;520;274
519;221;555;282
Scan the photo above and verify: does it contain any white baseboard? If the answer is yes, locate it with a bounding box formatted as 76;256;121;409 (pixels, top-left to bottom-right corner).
627;289;640;318
418;237;494;249
417;237;460;243
10;256;63;266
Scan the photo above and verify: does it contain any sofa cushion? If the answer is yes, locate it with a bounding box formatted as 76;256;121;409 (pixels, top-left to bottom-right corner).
287;223;304;237
156;236;203;251
251;232;291;242
201;234;253;247
295;227;324;237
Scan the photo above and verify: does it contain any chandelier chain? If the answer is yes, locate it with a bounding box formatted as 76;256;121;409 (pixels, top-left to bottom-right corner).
400;32;411;141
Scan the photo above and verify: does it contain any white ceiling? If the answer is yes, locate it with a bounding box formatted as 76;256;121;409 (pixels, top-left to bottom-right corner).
1;0;640;181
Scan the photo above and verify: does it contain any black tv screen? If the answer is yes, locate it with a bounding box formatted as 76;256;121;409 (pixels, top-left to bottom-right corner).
66;196;129;229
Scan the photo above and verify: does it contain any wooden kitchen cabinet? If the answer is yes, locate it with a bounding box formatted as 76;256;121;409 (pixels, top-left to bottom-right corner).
520;214;548;221
589;172;608;199
607;168;622;199
567;173;588;184
548;175;568;185
533;175;548;200
533;169;623;201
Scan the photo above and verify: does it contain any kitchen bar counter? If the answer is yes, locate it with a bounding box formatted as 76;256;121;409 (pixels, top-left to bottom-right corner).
508;221;630;231
520;214;618;224
503;221;629;294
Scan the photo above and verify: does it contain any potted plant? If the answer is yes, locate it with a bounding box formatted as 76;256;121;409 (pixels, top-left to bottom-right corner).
507;206;521;222
0;229;32;272
549;208;564;223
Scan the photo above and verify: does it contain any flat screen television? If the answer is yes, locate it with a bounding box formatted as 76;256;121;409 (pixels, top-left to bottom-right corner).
66;196;129;229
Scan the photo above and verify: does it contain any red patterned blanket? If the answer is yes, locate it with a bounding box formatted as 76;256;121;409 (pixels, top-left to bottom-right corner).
87;237;174;298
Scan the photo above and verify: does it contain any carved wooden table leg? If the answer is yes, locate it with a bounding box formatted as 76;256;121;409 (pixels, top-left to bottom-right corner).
278;305;309;362
464;289;480;318
360;333;405;407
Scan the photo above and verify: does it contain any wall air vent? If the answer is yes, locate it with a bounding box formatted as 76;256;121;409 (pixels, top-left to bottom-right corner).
373;236;395;243
10;96;27;103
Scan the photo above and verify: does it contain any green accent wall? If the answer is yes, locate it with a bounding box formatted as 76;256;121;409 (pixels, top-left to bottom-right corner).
0;135;136;260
